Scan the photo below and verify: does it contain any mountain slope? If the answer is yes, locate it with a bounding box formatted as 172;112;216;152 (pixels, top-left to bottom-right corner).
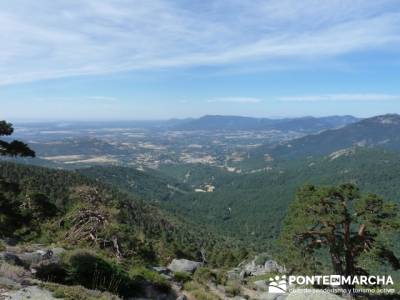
162;148;400;248
174;115;358;132
0;161;245;266
252;114;400;161
79;165;190;201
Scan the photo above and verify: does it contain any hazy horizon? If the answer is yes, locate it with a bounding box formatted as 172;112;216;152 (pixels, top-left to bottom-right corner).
8;113;375;124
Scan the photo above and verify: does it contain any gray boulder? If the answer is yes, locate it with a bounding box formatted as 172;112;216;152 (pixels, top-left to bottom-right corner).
227;267;242;280
253;280;269;291
1;286;57;300
242;256;285;276
167;259;202;274
264;260;285;274
0;253;24;267
18;252;43;266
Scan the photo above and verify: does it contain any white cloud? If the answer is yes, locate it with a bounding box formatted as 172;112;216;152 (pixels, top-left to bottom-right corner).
278;93;400;102
207;97;262;104
0;0;399;85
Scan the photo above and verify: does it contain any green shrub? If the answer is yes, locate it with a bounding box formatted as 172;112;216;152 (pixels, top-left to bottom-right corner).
214;269;228;285
183;281;219;300
45;283;119;300
253;253;270;266
51;288;66;298
183;281;203;291
173;271;191;283
35;263;68;283
0;240;6;251
64;249;140;297
225;281;241;297
191;289;220;300
193;267;216;284
129;266;170;292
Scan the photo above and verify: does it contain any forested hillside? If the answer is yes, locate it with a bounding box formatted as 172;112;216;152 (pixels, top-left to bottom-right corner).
251;114;400;161
0;162;247;266
161;148;400;248
79;166;190;202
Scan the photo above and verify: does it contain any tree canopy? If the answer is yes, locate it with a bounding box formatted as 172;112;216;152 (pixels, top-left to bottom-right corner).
0;120;35;157
277;183;400;290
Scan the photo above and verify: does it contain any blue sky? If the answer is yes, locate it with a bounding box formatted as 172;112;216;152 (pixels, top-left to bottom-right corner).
1;0;400;121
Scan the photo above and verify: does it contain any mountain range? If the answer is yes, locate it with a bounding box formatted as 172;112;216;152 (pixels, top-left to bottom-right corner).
173;115;359;132
251;113;400;161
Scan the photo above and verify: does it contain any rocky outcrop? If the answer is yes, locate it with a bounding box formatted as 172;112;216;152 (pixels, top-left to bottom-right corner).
0;247;65;271
241;257;285;277
167;259;202;274
253;280;269;291
228;255;286;281
1;286;57;300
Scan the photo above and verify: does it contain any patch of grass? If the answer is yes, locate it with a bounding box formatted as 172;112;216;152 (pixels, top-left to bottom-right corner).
190;289;220;300
63;249;141;297
183;281;219;300
193;267;216;285
183;281;203;291
0;240;6;251
129;266;170;292
44;282;120;300
224;281;241;297
174;271;192;283
0;262;29;283
249;272;276;280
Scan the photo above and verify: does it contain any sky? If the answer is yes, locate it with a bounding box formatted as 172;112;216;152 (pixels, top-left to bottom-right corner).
1;0;400;121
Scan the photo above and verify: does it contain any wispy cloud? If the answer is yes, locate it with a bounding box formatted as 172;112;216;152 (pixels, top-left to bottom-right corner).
0;0;400;85
278;93;400;102
207;97;262;104
32;96;119;103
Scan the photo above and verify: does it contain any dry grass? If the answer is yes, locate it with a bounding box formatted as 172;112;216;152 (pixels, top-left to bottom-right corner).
44;282;121;300
0;263;30;282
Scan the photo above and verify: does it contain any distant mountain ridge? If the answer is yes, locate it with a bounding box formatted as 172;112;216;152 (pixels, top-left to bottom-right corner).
253;114;400;160
173;115;359;132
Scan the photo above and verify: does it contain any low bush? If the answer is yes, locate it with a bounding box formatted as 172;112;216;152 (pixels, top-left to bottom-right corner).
35;263;68;283
225;281;241;297
44;282;120;300
183;281;219;300
0;262;29;282
190;289;220;300
0;240;6;251
64;249;141;297
129;266;170;292
193;267;216;284
173;271;192;283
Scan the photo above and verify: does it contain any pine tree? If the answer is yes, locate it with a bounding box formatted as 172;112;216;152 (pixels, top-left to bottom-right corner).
0;120;35;237
277;183;400;291
0;120;35;157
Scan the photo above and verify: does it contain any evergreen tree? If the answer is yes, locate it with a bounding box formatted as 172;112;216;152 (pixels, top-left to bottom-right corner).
0;120;35;237
277;184;400;291
0;120;35;157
